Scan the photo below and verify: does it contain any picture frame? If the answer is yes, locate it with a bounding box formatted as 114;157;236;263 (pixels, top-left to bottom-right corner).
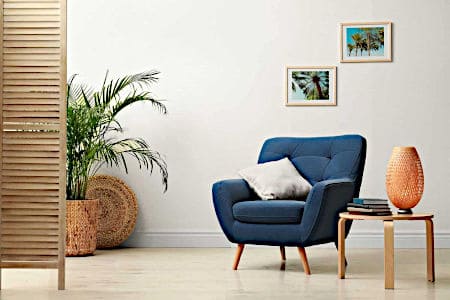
340;21;392;63
285;66;337;106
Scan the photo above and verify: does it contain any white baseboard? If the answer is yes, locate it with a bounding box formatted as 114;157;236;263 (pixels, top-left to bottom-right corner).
122;230;450;248
122;231;231;248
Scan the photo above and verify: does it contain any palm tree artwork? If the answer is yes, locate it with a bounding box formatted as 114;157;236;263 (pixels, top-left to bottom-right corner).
347;43;355;56
346;26;384;57
377;27;384;47
361;27;380;56
291;70;330;100
350;33;364;56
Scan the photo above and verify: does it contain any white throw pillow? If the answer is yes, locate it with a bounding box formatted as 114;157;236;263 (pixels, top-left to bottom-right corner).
238;158;312;200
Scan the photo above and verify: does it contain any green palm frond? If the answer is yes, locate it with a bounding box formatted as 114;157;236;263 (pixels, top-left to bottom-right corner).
111;91;167;118
292;71;329;100
66;70;168;199
94;70;160;108
67;74;94;108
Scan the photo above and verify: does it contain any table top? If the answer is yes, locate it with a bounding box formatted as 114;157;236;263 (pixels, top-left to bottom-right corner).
339;212;433;221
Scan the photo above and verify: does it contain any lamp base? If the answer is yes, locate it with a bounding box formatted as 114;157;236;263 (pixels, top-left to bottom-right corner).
397;208;413;214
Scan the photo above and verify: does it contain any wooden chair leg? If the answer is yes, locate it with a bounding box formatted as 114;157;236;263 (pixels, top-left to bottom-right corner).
297;247;311;275
280;246;286;261
233;244;245;270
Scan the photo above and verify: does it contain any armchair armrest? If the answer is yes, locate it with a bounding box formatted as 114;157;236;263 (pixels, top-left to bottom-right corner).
299;178;355;246
212;179;256;243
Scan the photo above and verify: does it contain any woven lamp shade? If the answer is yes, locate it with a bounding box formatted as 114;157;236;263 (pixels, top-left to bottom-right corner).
386;147;424;212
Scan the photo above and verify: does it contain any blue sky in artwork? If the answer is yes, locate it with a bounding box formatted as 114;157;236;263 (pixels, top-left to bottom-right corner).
345;27;384;57
345;27;366;44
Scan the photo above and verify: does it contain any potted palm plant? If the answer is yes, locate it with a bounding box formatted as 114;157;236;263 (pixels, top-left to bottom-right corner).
66;70;168;256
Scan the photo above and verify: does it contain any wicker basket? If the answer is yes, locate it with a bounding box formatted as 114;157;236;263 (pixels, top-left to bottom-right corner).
86;175;138;249
66;199;99;256
386;146;424;211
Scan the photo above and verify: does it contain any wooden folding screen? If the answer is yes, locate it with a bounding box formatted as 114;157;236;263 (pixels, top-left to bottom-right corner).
0;0;66;289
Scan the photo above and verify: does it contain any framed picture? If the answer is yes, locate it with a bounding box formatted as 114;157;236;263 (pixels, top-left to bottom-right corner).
340;21;392;62
285;66;337;106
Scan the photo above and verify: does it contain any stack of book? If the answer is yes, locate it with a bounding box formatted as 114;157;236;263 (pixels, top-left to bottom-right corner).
347;198;392;216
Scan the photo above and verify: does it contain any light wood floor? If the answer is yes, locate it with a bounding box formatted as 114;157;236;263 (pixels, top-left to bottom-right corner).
0;248;449;299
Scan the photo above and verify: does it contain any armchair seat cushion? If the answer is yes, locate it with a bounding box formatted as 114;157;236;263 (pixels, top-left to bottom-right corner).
232;200;305;224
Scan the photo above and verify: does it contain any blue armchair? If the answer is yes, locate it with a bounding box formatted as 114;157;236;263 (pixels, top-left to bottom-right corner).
212;135;366;274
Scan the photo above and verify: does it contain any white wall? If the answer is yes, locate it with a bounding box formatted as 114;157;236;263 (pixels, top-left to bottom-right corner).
68;0;450;248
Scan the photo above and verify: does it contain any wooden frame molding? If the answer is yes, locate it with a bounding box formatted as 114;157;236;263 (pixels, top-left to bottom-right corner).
285;66;337;106
0;0;67;290
339;21;392;63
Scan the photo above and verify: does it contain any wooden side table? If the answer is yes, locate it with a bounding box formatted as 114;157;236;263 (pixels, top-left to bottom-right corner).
338;212;435;289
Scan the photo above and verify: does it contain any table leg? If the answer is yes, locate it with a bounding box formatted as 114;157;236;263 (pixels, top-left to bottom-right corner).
338;218;346;279
425;219;435;282
384;220;394;289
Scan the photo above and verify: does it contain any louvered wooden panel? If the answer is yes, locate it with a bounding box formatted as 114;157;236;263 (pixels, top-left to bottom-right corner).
0;0;66;289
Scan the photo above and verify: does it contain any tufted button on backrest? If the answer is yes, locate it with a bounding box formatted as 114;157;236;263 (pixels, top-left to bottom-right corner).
258;135;367;195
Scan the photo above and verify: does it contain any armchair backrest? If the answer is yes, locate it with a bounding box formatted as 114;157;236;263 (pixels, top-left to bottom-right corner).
258;135;367;197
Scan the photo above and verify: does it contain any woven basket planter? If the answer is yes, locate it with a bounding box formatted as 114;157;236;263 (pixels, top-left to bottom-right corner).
386;146;424;212
86;175;138;249
66;199;99;256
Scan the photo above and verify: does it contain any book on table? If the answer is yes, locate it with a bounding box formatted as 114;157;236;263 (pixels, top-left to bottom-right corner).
347;203;390;209
348;212;392;216
347;198;392;215
353;198;389;205
347;207;391;213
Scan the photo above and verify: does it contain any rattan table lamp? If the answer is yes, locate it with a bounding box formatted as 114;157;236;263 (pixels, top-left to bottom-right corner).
386;146;424;214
